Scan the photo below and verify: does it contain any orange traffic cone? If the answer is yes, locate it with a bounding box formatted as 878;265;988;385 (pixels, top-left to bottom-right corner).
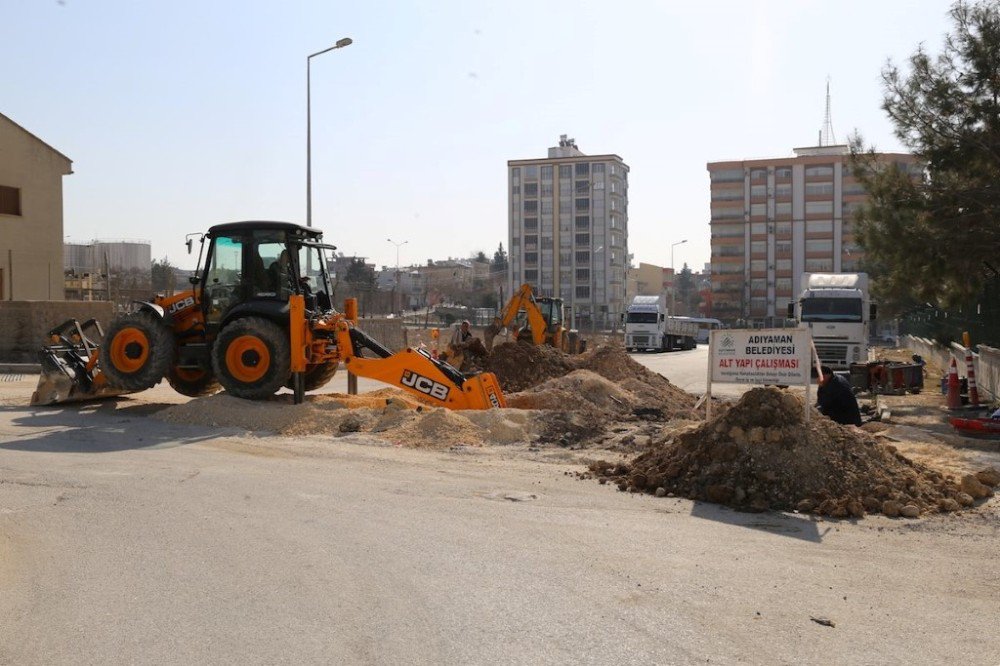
946;357;962;410
965;348;980;407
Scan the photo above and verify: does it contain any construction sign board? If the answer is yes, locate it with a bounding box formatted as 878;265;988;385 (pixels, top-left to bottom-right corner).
705;328;814;420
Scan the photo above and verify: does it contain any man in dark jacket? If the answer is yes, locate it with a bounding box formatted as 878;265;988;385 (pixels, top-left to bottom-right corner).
816;365;862;426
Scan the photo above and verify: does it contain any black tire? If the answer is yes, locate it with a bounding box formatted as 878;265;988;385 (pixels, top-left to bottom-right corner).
167;365;221;398
212;317;290;400
101;311;174;391
286;362;338;392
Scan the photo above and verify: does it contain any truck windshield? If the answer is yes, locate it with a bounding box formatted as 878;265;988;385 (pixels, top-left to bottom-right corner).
626;312;658;324
801;297;862;322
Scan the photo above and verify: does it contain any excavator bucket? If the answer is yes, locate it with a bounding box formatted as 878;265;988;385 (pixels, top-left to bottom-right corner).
30;319;133;406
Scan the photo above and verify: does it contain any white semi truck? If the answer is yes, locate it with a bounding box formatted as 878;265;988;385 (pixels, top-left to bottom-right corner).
788;272;874;371
625;295;698;352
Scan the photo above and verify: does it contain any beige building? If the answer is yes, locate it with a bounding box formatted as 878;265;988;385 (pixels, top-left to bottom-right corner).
508;136;629;328
707;145;919;326
0;112;73;300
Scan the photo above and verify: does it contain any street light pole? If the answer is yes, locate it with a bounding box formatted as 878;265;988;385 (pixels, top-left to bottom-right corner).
670;239;688;316
387;238;408;315
307;37;352;228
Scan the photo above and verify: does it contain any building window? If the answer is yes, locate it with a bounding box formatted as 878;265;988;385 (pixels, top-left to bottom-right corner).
524;200;538;214
711;168;744;182
750;168;767;181
576;285;590;298
807;220;833;233
750;203;767;217
524;252;538;264
750;241;766;255
575;181;590;194
511;167;520;178
712;187;743;201
541;200;553;214
575;163;590;177
525;165;539;179
575;251;590;263
750;184;767;197
806;239;832;253
511;185;520;195
575;268;589;280
711;206;743;220
0;186;21;216
541;165;553;181
575;233;589;245
575;215;589;230
775;184;792;197
775;241;792;255
776;258;792;271
775;221;791;235
559;165;572;178
805;201;833;215
524;217;538;231
775;167;792;179
712;223;744;238
806;258;833;271
525;269;538;281
524;182;538;197
575;198;590;212
805;165;834;177
775;202;792;216
805;182;834;196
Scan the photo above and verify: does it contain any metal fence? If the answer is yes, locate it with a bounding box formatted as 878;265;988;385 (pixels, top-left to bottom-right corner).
900;334;1000;402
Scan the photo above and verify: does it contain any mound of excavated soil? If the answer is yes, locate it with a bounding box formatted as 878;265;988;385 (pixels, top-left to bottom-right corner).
482;341;573;393
506;370;637;412
589;387;998;518
152;390;539;447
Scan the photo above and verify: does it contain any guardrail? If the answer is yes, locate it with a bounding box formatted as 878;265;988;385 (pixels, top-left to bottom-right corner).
899;334;999;402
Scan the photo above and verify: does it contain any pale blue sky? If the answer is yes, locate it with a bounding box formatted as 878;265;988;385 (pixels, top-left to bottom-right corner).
5;0;949;272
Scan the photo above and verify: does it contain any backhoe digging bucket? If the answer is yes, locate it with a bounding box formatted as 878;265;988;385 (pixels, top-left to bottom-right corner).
30;319;133;406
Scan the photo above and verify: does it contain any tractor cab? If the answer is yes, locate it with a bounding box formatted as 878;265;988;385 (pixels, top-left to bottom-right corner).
535;296;564;334
196;221;335;332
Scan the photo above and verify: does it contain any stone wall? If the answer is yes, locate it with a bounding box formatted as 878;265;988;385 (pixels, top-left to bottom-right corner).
0;301;113;362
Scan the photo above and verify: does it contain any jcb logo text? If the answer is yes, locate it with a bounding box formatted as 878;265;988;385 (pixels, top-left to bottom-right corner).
400;370;450;401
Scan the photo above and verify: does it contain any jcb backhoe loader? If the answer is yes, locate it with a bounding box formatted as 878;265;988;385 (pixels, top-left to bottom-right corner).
32;221;505;410
484;283;584;354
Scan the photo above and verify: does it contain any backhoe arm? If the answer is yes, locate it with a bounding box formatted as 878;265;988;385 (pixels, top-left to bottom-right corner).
335;321;505;410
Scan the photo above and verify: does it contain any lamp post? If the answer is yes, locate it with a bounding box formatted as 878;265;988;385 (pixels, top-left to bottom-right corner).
670;239;688;316
387;238;408;315
307;37;352;228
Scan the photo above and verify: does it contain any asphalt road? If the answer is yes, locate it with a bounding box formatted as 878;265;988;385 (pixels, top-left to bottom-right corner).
1;358;999;664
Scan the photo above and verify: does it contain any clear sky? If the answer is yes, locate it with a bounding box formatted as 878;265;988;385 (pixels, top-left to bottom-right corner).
5;0;951;273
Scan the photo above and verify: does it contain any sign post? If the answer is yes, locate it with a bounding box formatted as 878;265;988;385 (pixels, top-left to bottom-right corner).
706;328;814;421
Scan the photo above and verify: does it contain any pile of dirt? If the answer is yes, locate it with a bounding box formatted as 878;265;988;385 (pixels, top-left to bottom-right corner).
588;386;998;518
573;345;697;417
481;341;573;392
152;390;539;448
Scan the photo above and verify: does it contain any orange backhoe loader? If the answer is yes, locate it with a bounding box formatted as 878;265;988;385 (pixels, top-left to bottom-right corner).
32;221;505;410
484;283;584;354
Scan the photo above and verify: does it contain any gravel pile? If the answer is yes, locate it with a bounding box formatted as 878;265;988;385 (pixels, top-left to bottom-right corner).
589;387;998;518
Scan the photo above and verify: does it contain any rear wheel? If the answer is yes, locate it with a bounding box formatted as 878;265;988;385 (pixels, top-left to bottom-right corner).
212;317;290;400
101;312;173;391
286;362;338;392
167;365;221;397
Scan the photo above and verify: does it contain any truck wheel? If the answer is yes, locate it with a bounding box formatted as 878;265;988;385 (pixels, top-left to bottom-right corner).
212;317;290;400
101;312;174;391
167;365;220;397
286;362;338;391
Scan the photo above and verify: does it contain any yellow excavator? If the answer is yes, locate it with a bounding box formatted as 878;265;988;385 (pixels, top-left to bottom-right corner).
484;283;584;354
32;221;505;410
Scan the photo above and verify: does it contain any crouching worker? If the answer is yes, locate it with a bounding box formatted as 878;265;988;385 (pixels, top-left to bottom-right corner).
816;365;862;426
444;320;486;371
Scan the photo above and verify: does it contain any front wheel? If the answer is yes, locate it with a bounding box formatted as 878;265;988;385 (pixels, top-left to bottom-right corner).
167;365;221;397
286;362;338;392
101;312;174;391
212;317;290;400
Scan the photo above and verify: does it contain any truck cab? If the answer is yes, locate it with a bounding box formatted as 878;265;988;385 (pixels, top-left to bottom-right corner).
788;272;874;370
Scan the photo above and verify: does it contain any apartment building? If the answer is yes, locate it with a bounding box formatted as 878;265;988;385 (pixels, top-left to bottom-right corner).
707;145;919;326
508;136;629;328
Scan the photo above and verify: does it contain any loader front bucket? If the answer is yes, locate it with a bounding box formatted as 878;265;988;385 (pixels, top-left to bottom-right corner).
29;318;134;407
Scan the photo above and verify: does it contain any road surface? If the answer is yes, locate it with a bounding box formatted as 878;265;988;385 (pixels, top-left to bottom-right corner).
1;361;998;664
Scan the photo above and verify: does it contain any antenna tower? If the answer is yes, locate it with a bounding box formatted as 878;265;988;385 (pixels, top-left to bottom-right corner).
820;77;836;146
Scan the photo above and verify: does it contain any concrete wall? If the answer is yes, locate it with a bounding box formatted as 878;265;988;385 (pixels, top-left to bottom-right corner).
0;114;73;301
0;301;112;362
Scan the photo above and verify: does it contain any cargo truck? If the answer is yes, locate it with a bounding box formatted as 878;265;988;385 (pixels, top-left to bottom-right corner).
787;272;874;371
625;295;698;352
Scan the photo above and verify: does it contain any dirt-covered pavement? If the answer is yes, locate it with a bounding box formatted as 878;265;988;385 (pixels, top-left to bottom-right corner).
1;351;999;664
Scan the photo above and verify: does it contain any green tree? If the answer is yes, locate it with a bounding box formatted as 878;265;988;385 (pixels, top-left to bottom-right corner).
473;250;488;263
491;243;508;274
151;257;175;293
675;263;698;316
344;258;375;287
851;0;1000;311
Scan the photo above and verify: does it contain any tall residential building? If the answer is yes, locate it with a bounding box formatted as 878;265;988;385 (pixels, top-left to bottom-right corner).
508;136;629;328
707;145;919;326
